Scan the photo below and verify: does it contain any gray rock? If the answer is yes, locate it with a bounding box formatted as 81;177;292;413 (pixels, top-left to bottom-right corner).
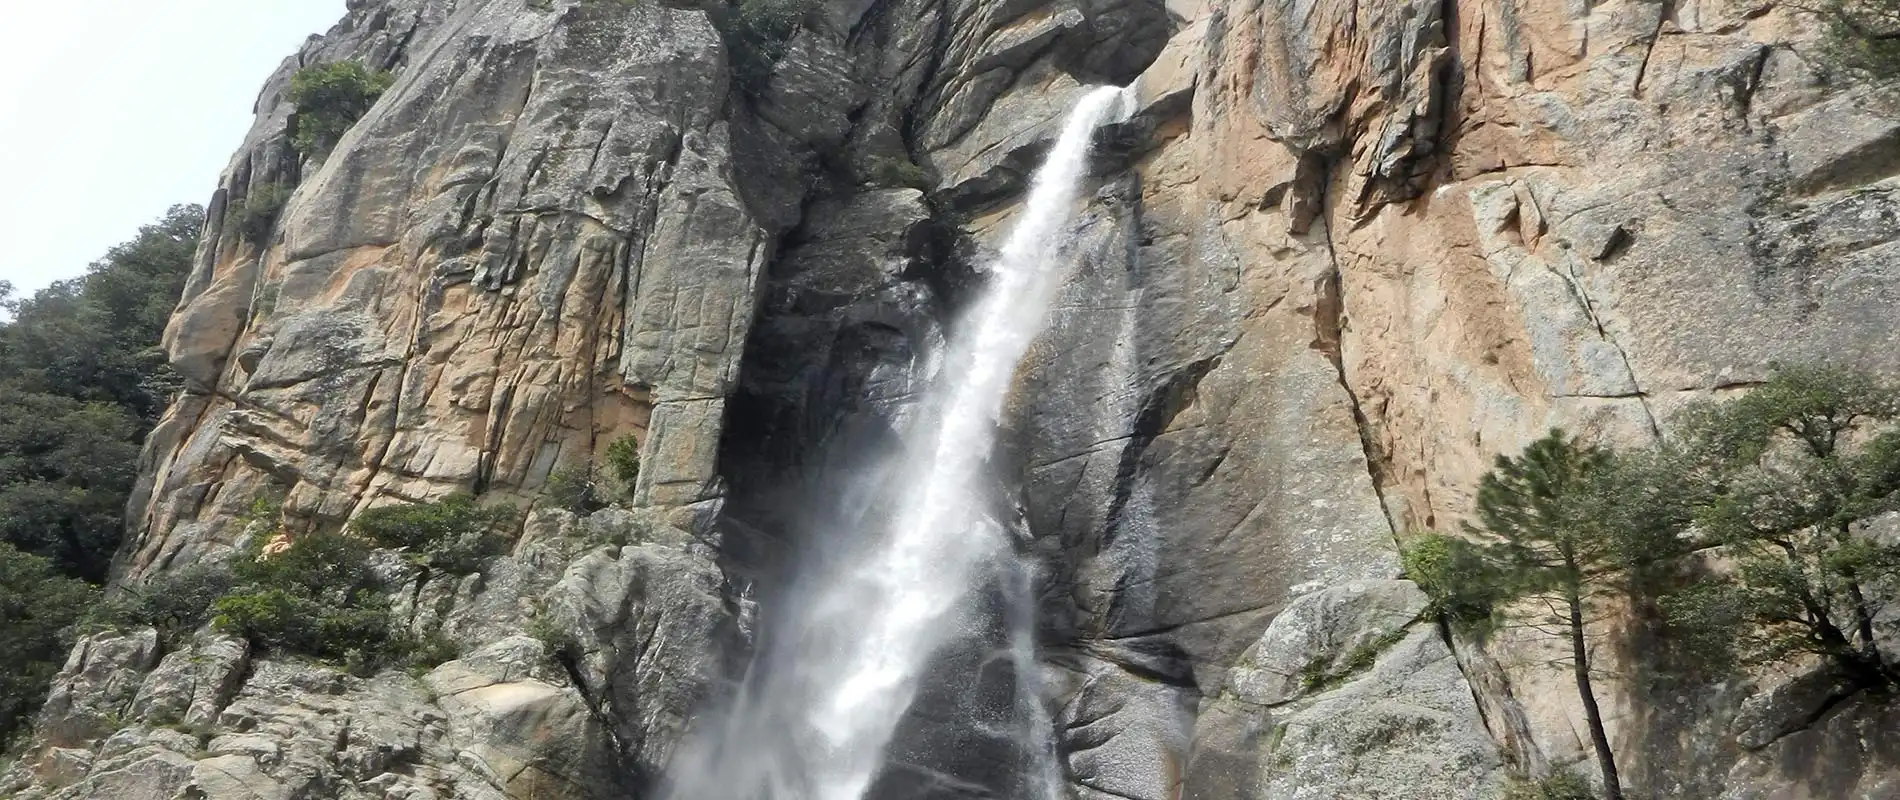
1185;581;1507;799
36;630;162;749
543;540;737;780
1059;657;1198;800
128;634;250;727
1722;692;1900;800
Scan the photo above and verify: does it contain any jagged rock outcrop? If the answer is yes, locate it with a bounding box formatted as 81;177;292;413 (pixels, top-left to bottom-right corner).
11;0;1900;795
3;510;730;799
1187;581;1506;799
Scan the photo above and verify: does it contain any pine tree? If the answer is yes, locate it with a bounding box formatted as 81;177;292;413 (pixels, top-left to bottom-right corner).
1664;366;1900;690
1464;431;1628;800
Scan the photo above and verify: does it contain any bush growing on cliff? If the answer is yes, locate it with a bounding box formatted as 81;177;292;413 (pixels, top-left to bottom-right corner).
1660;366;1900;689
545;465;606;513
719;0;814;92
287;61;395;160
352;494;516;576
229;182;292;245
542;433;641;513
604;432;641;493
212;531;410;667
92;563;235;644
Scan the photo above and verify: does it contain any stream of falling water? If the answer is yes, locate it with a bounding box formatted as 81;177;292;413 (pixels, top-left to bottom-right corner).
662;85;1131;800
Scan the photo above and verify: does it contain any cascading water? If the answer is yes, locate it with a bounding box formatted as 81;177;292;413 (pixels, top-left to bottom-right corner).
664;85;1132;800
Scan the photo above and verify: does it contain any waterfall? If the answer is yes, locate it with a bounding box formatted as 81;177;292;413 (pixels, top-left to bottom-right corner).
663;85;1132;800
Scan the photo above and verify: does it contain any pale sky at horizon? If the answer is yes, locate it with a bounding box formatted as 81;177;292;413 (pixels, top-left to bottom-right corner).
0;1;346;297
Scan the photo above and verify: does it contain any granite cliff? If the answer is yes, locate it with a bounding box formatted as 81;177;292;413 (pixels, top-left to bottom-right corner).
6;0;1900;796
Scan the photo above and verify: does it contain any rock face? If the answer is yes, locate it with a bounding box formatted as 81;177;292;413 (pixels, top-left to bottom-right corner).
12;0;1900;796
1187;581;1506;800
4;510;731;799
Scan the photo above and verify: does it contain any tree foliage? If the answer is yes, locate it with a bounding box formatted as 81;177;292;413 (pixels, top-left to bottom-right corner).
0;205;200;580
0;543;98;748
0;207;197;745
1664;365;1900;688
1810;0;1900;76
287;61;395;160
351;493;515;576
1458;430;1629;800
1401;532;1507;635
1411;365;1900;795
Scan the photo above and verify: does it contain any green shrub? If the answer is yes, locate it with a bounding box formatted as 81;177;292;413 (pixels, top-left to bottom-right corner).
604;433;640;494
526;612;581;661
1503;769;1596;800
1399;533;1504;636
406;632;461;672
233;529;377;596
229;183;291;244
287;61;395;160
544;434;641;512
93;564;234;643
544;465;606;514
215;586;403;664
351;494;515;576
210;531;422;669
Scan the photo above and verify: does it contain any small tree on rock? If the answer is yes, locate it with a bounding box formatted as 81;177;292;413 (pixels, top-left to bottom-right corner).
287;61;395;160
1461;430;1630;800
1664;366;1900;690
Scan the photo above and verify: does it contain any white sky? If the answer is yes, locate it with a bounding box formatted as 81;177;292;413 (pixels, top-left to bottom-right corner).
0;1;346;296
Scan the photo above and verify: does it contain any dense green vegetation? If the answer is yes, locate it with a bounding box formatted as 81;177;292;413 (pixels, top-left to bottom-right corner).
210;530;413;670
0;205;198;579
287;61;394;160
186;494;508;671
352;493;514;576
92;563;234;645
1407;365;1900;799
0;545;99;746
0;205;200;746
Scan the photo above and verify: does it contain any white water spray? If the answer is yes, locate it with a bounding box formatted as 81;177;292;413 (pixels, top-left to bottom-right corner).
664;85;1131;800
